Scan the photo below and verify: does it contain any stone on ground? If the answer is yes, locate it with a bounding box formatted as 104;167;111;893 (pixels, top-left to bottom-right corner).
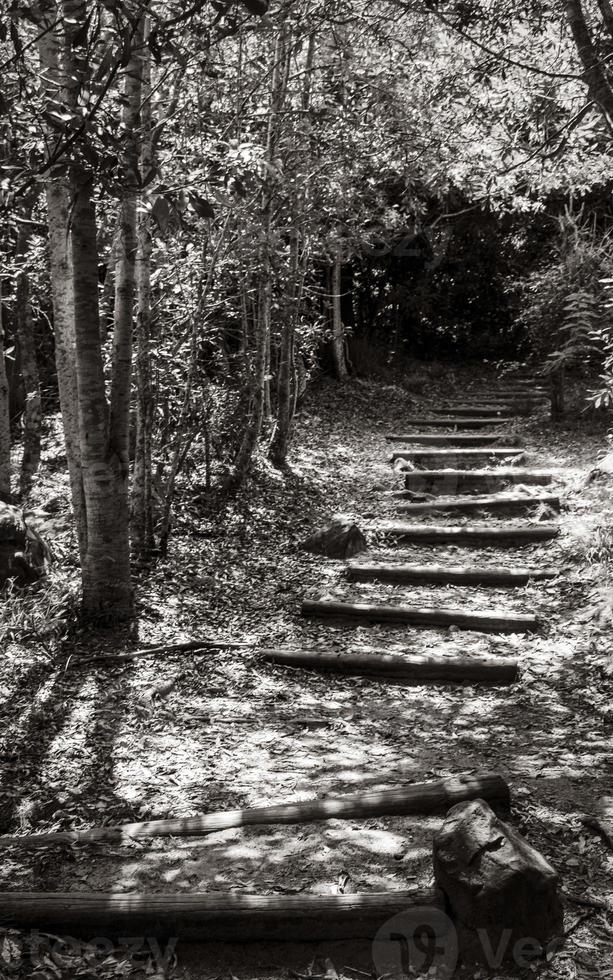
433;799;563;965
301;518;368;559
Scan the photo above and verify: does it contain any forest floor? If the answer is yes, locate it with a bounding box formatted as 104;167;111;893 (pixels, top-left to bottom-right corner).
0;363;611;980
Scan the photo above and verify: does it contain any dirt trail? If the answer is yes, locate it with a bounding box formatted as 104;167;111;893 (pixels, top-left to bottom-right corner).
0;365;611;979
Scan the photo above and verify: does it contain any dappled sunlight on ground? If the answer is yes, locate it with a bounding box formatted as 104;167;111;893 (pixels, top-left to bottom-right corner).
0;369;611;977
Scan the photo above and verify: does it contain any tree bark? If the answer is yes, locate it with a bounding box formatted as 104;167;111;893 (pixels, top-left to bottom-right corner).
70;168;133;617
262;648;518;683
301;598;539;633
0;772;509;847
15;227;42;501
331;250;349;380
0;280;11;503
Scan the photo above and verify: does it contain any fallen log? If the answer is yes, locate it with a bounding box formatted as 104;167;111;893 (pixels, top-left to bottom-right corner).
386;433;523;447
391;448;525;466
0;889;443;942
380;522;559;545
346;562;557;586
262;648;518;683
393;493;560;515
301;598;539;633
404;469;554;493
0;772;510;848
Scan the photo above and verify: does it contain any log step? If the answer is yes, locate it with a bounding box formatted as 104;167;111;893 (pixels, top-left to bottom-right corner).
380;522;559;545
263;648;518;683
404;470;554;493
403;418;508;428
0;773;510;847
391;448;525;465
0;889;442;943
346;562;557;586
430;407;518;417
474;387;549;401
301;598;539;633
394;493;560;515
387;433;523;446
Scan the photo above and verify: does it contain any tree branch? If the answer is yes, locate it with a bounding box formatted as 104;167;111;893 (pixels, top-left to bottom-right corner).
566;0;613;129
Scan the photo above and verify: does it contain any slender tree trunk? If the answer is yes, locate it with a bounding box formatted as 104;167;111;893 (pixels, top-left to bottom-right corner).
0;279;11;503
231;28;289;484
15;237;42;500
70;168;133;617
331;250;349;381
269;231;298;466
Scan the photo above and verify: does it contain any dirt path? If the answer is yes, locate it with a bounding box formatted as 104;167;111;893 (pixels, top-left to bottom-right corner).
0;365;611;979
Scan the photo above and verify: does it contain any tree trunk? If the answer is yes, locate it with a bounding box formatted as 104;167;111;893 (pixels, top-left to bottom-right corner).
70;168;133;618
232;28;289;484
15;227;42;501
331;251;349;380
0;279;11;503
566;0;613;128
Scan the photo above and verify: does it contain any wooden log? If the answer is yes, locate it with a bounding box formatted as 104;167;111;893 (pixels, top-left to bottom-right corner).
394;493;560;515
404;470;553;493
262;647;519;683
0;889;443;942
301;598;539;633
0;773;510;848
391;448;524;465
474;385;549;401
386;433;523;447
431;407;517;416
380;522;559;545
346;562;557;586
403;418;508;429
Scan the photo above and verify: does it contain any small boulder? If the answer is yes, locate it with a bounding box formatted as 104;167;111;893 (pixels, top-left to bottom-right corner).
433;799;563;965
301;519;368;559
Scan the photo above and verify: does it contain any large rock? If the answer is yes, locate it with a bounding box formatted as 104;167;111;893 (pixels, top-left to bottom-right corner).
433;799;563;966
301;519;368;559
0;503;46;583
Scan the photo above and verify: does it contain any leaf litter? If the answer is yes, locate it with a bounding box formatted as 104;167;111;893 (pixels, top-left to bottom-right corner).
0;366;611;979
